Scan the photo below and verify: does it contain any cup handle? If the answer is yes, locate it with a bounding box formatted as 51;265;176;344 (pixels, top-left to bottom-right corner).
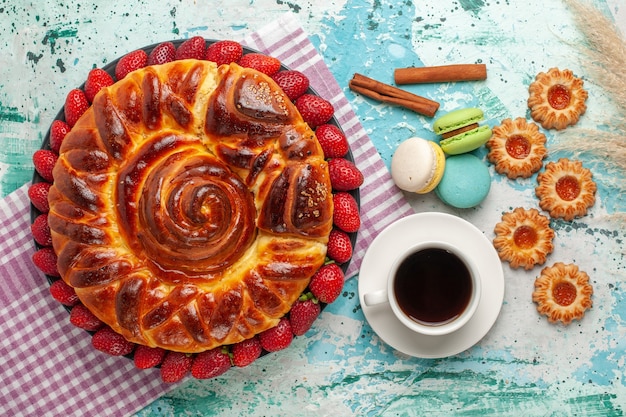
363;289;389;306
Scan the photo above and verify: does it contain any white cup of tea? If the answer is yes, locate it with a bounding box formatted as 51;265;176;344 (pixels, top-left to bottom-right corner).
363;241;481;337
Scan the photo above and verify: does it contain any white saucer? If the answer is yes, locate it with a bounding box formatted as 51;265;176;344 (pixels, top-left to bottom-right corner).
358;212;504;358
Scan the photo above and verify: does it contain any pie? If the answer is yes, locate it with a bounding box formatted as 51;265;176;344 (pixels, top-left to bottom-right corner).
47;60;334;353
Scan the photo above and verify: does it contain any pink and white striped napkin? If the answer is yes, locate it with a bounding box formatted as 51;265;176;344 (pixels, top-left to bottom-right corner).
0;13;412;417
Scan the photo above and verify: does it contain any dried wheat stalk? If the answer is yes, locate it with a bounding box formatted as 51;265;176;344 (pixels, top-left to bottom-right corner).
561;0;626;123
551;0;626;225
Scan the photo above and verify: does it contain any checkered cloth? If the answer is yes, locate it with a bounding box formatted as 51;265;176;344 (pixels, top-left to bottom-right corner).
0;13;412;417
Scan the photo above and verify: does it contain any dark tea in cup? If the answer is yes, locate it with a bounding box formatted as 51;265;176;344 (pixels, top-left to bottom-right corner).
362;240;480;336
393;247;473;326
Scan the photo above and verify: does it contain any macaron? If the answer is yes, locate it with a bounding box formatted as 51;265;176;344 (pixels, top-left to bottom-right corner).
435;154;491;208
433;107;492;155
391;137;446;194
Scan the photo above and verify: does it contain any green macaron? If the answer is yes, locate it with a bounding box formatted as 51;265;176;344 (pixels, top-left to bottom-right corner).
433;107;492;155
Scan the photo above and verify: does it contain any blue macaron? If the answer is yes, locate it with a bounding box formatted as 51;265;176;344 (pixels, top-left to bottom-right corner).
435;154;491;208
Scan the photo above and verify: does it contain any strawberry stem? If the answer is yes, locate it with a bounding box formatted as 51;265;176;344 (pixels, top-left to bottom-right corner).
323;258;336;266
299;291;319;304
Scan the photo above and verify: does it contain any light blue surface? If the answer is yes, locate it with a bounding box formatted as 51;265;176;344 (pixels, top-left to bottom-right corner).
2;0;626;416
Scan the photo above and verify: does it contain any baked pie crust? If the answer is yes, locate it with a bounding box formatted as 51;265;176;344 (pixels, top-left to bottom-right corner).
527;67;588;130
493;207;555;270
532;262;593;325
535;158;596;221
487;117;547;179
47;61;334;353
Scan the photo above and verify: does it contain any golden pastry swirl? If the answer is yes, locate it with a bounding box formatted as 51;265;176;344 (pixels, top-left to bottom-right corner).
118;139;257;277
47;60;333;352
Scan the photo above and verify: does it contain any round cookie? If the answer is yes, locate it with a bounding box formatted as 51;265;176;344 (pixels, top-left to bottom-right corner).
391;137;446;194
435;154;491;208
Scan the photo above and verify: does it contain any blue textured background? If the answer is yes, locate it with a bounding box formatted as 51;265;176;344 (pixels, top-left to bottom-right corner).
1;0;625;415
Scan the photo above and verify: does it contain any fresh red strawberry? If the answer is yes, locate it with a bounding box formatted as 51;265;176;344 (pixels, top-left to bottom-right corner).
91;326;135;356
32;149;58;182
315;124;349;158
160;351;193;383
326;228;353;264
238;53;281;76
69;303;104;331
191;347;231;379
134;345;166;369
309;263;344;304
31;213;52;246
205;40;243;66
328;158;363;191
28;181;51;213
49;119;70;154
259;317;293;352
231;336;262;367
32;247;59;277
147;41;176;66
49;279;79;306
295;94;334;129
84;68;114;103
64;89;89;127
289;294;321;336
115;49;148;80
175;36;206;61
271;70;309;101
332;192;360;233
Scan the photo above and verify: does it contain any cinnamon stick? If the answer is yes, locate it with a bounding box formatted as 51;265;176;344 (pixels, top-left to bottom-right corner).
348;73;440;117
394;64;487;85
